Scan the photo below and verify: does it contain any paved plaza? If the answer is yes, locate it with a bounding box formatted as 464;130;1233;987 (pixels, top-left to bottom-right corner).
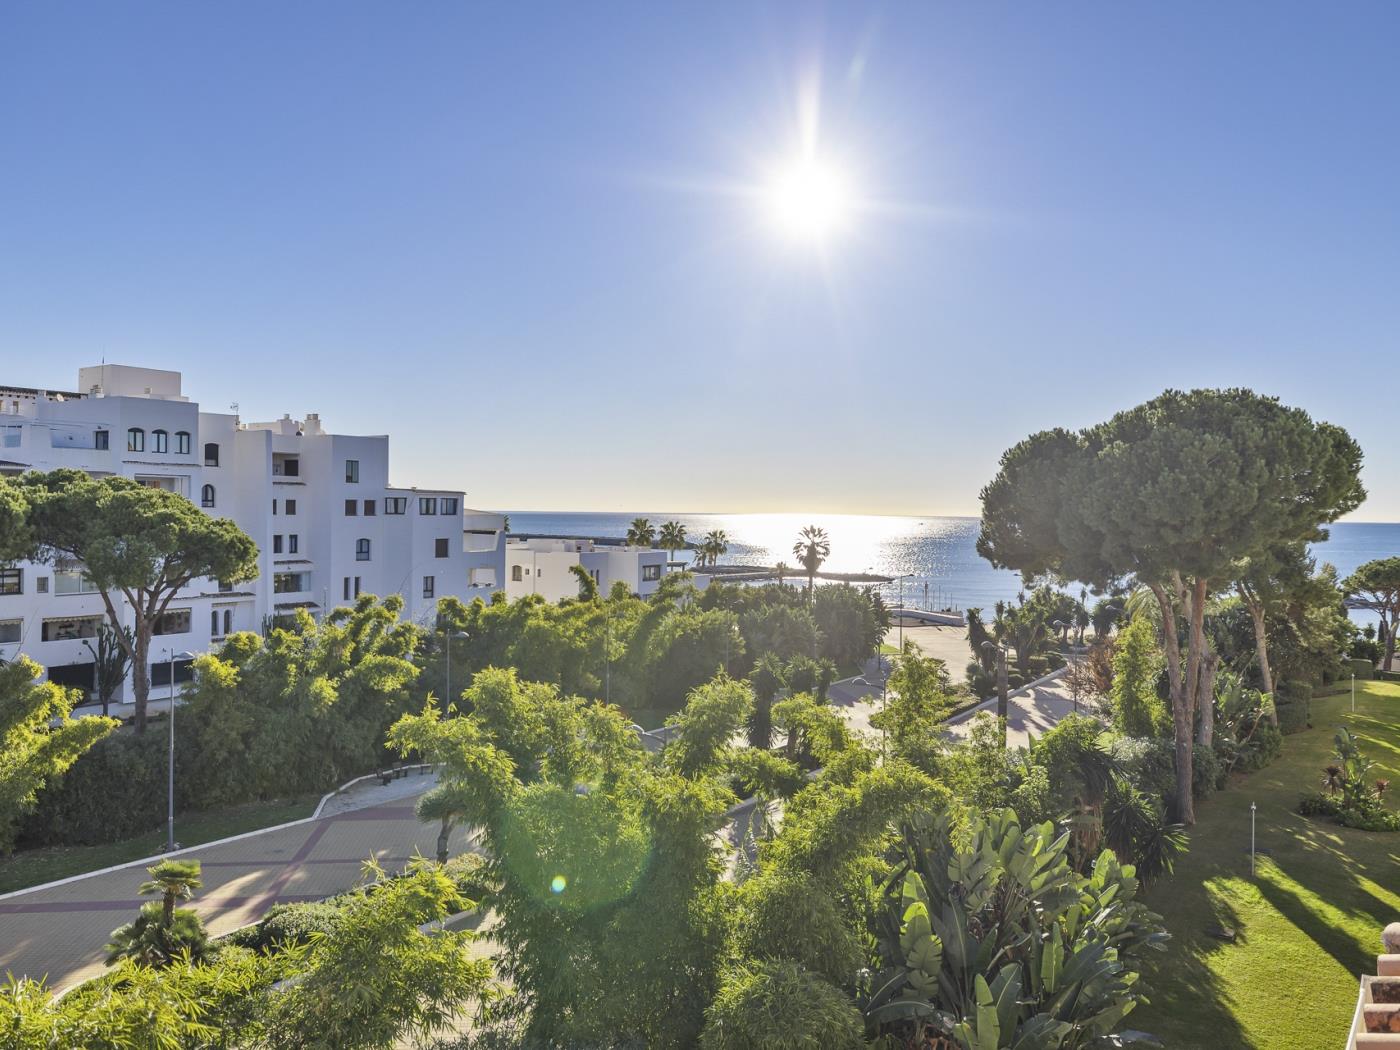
0;777;465;992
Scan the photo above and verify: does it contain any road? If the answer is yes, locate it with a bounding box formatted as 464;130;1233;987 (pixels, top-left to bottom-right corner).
0;773;463;992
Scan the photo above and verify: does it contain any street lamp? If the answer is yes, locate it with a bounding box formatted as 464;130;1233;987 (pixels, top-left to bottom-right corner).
165;648;196;852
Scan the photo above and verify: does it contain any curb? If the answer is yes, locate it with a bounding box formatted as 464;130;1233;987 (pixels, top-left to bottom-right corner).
0;766;435;905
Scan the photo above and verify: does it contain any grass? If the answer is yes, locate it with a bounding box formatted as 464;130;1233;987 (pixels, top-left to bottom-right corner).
1132;678;1400;1048
0;794;320;895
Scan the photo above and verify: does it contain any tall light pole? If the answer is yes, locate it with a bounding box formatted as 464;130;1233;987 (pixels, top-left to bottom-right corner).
894;573;915;650
166;648;195;852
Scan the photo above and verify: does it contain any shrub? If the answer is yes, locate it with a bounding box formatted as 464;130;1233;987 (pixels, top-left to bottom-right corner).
444;852;493;906
701;961;866;1050
17;729;167;848
1347;657;1376;680
1275;681;1312;734
1192;744;1221;800
234;902;344;952
1109;737;1177;806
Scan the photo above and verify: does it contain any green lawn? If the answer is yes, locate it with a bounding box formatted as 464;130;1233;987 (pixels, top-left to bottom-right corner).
0;795;320;895
1132;679;1400;1048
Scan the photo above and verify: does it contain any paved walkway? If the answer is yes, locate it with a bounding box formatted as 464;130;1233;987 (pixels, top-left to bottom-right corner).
945;675;1093;750
0;773;464;992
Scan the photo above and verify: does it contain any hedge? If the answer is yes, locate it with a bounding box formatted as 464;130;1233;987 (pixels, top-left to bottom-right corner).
1275;680;1312;735
1347;657;1375;681
17;728;169;848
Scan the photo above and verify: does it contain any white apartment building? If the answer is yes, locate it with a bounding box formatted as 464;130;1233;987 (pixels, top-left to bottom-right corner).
504;537;672;603
0;364;505;703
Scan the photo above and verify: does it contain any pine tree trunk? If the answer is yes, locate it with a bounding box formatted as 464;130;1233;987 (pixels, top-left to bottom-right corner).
132;624;154;734
1248;601;1278;723
1385;611;1397;672
1197;652;1219;747
1173;579;1208;825
437;820;451;865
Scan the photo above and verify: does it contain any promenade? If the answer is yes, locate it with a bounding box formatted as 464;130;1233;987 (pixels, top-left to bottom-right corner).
0;774;463;992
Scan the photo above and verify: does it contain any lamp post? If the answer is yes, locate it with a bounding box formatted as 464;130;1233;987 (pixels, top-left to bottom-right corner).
1352;672;1356;714
165;648;195;852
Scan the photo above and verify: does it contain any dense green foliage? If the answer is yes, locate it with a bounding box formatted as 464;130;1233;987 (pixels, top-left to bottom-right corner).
18;468;260;732
0;656;116;853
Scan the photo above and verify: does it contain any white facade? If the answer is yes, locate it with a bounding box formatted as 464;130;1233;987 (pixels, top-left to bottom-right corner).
504;537;670;603
0;364;505;703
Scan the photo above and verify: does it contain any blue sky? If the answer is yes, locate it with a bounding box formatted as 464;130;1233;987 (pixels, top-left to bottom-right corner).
3;3;1398;518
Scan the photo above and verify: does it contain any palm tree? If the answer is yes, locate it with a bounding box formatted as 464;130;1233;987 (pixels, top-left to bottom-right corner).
659;521;687;571
774;561;790;586
625;518;655;547
416;784;470;865
702;529;728;568
792;525;831;596
142;859;203;928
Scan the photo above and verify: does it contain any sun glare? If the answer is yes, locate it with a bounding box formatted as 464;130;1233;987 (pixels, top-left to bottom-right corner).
765;156;853;242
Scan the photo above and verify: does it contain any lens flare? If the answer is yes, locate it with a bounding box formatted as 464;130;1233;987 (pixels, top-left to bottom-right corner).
550;875;567;895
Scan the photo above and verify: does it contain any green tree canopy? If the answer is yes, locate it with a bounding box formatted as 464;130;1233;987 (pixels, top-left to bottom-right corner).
0;657;117;853
977;388;1363;822
1343;557;1400;671
22;469;260;732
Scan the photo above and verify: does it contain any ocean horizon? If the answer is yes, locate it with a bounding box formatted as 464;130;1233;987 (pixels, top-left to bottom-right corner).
506;511;1399;623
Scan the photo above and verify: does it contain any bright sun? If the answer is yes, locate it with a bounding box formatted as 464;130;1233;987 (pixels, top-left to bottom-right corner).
764;157;853;242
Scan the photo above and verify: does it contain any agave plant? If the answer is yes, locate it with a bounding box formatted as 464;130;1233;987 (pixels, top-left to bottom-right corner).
864;807;1168;1050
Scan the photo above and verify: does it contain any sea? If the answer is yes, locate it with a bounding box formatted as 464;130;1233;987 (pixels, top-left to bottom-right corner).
506;512;1399;625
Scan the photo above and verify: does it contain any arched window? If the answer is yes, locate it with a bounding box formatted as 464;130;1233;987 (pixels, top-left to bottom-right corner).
175;431;190;455
201;484;216;508
152;429;168;453
355;538;371;561
203;442;219;467
126;428;144;452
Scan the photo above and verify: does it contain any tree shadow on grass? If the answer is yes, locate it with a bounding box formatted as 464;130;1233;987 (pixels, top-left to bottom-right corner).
1134;864;1253;1048
1254;870;1376;978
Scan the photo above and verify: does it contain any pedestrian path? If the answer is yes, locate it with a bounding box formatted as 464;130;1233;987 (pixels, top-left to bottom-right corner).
0;773;462;993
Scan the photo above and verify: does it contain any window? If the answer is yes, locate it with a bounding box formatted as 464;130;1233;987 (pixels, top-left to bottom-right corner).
288;534;299;554
152;429;168;453
273;571;309;593
150;659;194;687
0;620;20;643
345;499;357;516
95;429;109;450
273;535;284;554
642;564;662;581
201;484;216;508
54;569;99;594
419;497;438;515
511;565;523;582
363;499;376;516
154;608;192;635
285;499;297;515
41;615;103;641
1;425;19;448
0;569;21;594
384;497;407;515
272;499;278;515
176;431;190;454
211;610;219;637
36;576;49;593
273;456;299;477
127;428;145;452
343;576;352;601
356;538;371;561
223;609;233;636
422;576;435;599
435;537;450;558
440;498;458;516
204;442;219;466
345;460;359;483
218;580;233;593
353;576;362;596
